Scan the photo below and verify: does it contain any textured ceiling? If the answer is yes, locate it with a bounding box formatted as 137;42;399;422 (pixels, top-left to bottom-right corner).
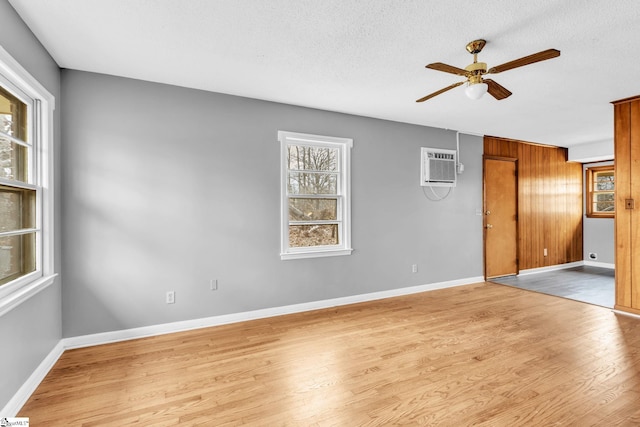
8;0;640;146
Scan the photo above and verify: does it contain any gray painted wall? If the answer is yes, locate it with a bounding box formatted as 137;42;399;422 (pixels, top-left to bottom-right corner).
0;0;62;410
61;70;484;337
583;161;615;265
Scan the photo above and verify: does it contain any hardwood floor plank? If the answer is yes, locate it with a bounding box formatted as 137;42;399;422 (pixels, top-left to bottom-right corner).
18;282;640;425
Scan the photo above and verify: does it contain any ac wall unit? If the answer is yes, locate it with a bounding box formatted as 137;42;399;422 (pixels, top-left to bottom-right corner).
420;147;457;187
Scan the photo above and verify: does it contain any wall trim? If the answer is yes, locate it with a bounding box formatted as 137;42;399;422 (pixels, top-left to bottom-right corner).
517;261;584;276
613;309;640;320
3;275;482;415
64;276;484;350
1;340;65;417
518;261;614;276
583;260;615;269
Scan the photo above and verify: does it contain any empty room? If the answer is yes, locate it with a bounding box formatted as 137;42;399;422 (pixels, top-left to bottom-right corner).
2;0;640;425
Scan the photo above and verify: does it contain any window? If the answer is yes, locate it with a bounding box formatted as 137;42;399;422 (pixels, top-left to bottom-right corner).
279;131;352;260
0;85;35;286
586;165;614;218
0;46;55;315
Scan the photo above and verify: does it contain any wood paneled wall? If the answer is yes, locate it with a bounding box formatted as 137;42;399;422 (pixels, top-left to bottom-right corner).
484;136;583;270
613;95;640;314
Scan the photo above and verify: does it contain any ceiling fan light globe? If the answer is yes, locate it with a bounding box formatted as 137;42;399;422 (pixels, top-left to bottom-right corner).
465;82;488;100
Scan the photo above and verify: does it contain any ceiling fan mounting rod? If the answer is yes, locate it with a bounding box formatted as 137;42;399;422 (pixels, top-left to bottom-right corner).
465;39;487;76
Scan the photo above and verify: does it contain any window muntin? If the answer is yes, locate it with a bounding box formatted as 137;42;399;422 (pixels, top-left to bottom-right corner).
586;165;614;218
279;131;352;260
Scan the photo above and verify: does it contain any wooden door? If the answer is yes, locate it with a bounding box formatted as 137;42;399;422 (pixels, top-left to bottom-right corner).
484;157;518;278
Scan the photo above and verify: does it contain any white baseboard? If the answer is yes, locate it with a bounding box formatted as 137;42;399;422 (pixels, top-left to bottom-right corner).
517;261;584;276
583;260;615;269
1;340;65;417
64;275;484;350
612;309;640;319
3;275;481;415
517;260;614;277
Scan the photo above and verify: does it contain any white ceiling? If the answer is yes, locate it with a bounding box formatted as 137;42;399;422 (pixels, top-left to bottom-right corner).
8;0;640;146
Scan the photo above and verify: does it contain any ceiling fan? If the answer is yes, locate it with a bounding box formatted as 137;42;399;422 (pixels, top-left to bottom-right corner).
416;40;560;102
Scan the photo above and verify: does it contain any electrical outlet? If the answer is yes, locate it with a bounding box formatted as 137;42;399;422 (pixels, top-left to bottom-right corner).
210;279;218;290
412;264;418;273
589;252;598;260
166;291;175;304
543;248;548;257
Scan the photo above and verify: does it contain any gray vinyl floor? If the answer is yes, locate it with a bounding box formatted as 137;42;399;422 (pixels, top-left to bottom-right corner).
490;265;615;308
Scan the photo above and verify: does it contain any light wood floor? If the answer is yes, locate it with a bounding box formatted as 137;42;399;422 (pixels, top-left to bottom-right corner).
20;282;640;426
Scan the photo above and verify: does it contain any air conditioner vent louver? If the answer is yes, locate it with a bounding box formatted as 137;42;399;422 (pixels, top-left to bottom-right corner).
420;147;457;187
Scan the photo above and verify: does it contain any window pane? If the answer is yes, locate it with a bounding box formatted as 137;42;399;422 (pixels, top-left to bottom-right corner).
594;192;614;212
289;198;337;221
0;86;27;141
0;185;35;231
0;135;28;182
0;232;36;285
595;171;614;191
289;224;339;247
287;145;338;171
288;172;337;195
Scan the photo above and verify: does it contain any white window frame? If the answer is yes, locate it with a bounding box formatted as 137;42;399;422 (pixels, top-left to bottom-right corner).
0;45;56;317
279;131;353;260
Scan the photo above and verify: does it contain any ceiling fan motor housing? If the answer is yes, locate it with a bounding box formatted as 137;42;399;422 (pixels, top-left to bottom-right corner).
465;62;487;73
465;62;486;85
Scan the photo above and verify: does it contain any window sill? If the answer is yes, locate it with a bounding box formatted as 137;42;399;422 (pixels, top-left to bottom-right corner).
281;248;353;260
0;273;58;317
586;214;615;219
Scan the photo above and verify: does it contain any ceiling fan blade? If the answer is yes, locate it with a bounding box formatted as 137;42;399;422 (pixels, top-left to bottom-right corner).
416;81;464;102
485;79;512;100
426;62;469;76
487;49;560;74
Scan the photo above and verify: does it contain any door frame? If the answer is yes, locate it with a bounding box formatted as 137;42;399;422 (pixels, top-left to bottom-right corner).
483;155;519;280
